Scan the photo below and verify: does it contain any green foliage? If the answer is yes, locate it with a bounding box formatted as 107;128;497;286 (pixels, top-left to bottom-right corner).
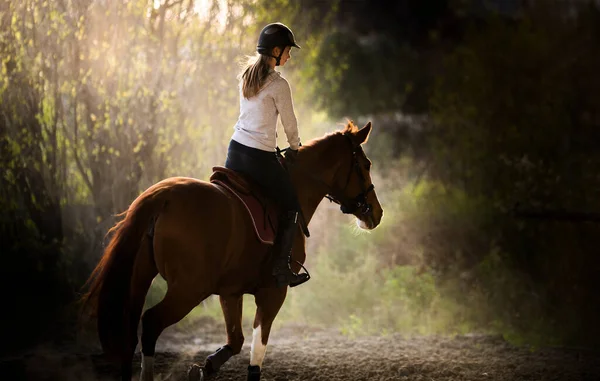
0;0;328;350
422;4;600;348
308;31;424;118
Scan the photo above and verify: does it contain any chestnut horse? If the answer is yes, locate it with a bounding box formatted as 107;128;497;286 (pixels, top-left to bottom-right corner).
82;121;383;381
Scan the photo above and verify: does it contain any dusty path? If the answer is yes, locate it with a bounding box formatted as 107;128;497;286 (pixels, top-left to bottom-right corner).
3;317;600;380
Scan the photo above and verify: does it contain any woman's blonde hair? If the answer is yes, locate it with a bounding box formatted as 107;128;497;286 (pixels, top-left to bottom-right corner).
239;53;272;99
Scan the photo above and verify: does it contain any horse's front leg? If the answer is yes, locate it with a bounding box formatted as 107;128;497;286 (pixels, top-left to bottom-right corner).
188;294;244;380
248;287;288;381
247;230;306;380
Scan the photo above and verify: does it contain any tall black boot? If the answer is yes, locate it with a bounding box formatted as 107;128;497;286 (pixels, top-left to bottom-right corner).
272;211;310;288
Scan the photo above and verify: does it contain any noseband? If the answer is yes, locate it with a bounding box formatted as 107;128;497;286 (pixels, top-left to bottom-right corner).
324;134;375;216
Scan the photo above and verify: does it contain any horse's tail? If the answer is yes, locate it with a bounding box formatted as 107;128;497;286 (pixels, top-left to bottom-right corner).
81;184;168;360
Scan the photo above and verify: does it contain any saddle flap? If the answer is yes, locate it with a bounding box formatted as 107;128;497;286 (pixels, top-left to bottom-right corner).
211;167;279;245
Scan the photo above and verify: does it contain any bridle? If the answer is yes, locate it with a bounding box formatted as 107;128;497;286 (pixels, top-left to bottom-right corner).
324;134;375;216
279;133;375;218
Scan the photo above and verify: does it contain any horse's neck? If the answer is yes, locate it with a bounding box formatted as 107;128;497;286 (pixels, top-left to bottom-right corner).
296;183;326;225
293;139;342;225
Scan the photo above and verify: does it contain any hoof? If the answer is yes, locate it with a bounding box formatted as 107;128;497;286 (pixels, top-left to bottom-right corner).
188;364;205;381
247;365;261;381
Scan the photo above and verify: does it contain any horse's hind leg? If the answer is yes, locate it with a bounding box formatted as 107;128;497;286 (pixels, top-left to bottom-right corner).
247;288;287;381
139;284;208;381
189;294;244;380
122;235;158;381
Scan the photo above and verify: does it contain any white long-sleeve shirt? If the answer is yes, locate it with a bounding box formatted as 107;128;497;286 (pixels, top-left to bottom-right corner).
231;69;301;152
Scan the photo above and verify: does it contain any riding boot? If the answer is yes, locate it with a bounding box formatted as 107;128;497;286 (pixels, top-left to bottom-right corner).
272;211;310;288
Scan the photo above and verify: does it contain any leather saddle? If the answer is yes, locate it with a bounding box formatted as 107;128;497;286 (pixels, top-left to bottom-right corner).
210;166;279;245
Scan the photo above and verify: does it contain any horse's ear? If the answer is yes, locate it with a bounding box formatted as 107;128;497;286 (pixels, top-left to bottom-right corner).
355;122;372;144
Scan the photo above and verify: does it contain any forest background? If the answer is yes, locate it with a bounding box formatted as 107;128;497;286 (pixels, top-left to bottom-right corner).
2;0;600;355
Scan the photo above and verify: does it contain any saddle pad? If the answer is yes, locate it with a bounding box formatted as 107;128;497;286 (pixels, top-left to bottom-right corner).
212;179;277;245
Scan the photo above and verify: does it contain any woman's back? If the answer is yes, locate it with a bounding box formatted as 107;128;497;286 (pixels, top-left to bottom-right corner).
232;69;298;152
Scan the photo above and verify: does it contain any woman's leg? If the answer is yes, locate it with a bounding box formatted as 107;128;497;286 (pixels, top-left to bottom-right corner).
258;161;308;287
224;140;308;287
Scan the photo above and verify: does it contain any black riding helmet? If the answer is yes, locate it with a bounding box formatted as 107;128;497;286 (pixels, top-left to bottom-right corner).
256;22;300;66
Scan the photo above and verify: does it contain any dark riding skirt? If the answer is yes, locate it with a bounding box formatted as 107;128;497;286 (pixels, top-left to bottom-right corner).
224;139;299;213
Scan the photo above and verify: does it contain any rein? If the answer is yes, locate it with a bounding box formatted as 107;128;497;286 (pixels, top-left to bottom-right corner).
278;133;375;217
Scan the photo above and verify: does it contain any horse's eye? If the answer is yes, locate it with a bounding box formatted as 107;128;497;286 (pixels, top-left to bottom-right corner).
365;163;371;172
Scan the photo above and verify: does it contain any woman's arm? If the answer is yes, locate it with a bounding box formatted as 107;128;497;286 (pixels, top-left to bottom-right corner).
274;77;301;150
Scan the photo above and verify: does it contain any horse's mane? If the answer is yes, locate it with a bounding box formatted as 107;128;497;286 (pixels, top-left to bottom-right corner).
341;120;361;134
302;120;359;149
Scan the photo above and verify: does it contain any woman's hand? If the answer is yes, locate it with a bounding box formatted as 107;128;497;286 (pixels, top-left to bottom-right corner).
285;149;298;163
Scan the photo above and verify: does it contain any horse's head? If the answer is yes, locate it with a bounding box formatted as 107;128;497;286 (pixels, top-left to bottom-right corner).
330;121;383;229
297;121;383;230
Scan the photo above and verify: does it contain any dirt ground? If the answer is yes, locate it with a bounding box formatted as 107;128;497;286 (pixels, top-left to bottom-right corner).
2;316;600;381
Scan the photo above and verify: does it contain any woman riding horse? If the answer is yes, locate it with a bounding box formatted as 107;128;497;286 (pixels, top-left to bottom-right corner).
225;22;308;288
81;23;383;381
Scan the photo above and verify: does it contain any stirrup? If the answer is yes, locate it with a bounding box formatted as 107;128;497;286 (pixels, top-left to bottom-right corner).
290;260;311;287
289;272;310;288
273;261;311;288
274;272;309;288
